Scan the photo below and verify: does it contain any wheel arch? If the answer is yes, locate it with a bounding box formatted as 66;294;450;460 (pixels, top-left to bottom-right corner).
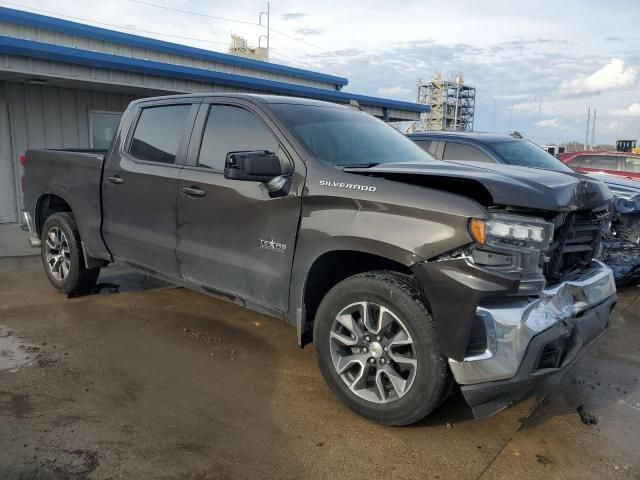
35;192;109;269
35;193;72;236
295;248;415;347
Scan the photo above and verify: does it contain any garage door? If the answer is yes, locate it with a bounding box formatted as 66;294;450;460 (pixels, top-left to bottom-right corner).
0;100;17;223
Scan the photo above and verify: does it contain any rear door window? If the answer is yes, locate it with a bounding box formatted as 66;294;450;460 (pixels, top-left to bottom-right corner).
129;105;191;164
442;142;493;162
197;105;281;172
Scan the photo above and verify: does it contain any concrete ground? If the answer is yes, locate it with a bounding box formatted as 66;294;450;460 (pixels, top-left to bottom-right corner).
1;231;639;479
0;223;37;257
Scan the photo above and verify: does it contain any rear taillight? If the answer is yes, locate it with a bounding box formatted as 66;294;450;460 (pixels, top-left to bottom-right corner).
19;154;26;166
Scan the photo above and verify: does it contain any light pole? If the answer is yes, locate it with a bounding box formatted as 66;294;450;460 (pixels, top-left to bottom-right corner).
259;2;270;58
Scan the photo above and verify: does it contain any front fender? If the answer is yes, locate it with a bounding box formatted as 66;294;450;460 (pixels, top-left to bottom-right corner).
288;194;483;345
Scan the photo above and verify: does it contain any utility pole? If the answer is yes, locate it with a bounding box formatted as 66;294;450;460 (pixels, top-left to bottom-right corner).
536;96;543;144
259;2;270;58
585;107;591;151
493;99;497;132
591;109;597;149
509;103;514;132
453;74;461;131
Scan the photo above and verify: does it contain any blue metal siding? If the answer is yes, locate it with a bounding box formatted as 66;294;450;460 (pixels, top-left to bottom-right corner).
0;6;348;88
0;36;429;114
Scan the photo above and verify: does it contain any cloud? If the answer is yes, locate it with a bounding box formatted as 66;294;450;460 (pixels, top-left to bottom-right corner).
376;85;413;97
281;13;306;21
612;102;640;117
295;28;324;36
560;58;637;94
539;118;563;128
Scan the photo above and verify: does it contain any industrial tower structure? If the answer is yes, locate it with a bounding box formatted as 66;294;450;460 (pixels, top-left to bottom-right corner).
408;72;476;132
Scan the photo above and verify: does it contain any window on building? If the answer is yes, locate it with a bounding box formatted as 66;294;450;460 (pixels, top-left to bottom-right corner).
129;105;191;164
442;142;493;162
198;105;281;172
90;111;122;150
626;157;640;173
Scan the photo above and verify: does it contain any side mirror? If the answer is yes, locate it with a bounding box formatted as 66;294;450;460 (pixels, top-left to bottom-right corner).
224;150;284;183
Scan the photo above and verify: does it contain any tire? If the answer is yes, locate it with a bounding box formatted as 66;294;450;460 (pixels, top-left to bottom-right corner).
313;271;450;426
40;212;100;294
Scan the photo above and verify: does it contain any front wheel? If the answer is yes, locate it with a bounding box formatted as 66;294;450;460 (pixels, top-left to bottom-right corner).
40;212;100;294
313;271;450;426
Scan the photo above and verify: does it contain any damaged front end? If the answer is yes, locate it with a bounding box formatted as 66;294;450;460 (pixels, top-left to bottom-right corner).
603;193;640;286
412;205;617;418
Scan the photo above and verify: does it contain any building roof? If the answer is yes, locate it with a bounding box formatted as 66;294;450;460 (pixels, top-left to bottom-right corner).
0;6;348;88
0;6;430;119
0;35;429;114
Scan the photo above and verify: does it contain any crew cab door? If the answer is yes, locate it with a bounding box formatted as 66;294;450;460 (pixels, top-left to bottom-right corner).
176;100;305;313
102;99;199;277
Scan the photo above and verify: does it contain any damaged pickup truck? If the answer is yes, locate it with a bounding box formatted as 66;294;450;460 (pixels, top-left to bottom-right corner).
22;94;616;425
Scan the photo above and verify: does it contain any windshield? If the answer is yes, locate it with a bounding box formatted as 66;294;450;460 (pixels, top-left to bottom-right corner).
269;104;434;167
487;140;572;172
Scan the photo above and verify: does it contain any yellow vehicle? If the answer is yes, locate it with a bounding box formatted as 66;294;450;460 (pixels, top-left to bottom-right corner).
616;139;639;154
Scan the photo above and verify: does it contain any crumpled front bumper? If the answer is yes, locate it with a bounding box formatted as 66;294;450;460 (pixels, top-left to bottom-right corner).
452;260;617;417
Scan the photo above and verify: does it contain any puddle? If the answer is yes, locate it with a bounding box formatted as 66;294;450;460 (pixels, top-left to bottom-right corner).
0;326;38;372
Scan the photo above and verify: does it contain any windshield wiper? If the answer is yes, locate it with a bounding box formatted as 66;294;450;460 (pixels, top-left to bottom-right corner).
337;162;380;168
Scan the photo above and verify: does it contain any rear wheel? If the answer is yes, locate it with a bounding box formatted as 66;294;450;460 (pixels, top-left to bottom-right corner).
313;271;449;426
41;212;100;294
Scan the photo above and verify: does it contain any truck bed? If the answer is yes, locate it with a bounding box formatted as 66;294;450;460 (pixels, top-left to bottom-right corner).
22;149;110;261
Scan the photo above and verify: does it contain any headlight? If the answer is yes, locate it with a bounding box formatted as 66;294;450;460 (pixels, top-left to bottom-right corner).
469;214;554;250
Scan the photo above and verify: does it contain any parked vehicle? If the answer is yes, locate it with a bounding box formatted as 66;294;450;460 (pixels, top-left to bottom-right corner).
616;139;640;154
22;94;616;424
558;150;640;180
541;145;566;156
407;131;640;285
588;173;640;286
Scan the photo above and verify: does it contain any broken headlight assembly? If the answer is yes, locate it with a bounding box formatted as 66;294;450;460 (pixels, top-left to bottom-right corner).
469;214;554;251
468;214;555;293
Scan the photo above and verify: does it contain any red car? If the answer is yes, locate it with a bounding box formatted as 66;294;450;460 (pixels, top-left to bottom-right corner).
559;151;640;180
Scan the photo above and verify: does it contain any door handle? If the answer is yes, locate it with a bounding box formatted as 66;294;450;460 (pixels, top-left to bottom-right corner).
107;175;124;185
181;186;206;197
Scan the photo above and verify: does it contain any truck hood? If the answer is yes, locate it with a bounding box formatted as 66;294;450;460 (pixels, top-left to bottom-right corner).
345;160;612;212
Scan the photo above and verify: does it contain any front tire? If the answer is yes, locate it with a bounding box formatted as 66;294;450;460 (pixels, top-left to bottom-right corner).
313;271;449;426
40;212;100;294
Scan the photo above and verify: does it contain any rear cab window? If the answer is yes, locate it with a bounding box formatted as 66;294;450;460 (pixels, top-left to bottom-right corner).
128;104;191;164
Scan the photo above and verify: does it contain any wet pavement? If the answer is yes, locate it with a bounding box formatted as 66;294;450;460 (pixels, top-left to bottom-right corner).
0;255;639;479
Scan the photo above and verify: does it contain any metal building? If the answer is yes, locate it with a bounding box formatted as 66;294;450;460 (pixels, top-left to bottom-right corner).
408;72;475;133
0;6;428;224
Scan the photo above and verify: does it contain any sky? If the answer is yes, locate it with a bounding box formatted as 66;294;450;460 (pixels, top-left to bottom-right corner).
4;0;640;145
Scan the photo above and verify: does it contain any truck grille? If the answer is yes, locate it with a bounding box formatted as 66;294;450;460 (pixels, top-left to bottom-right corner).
544;206;609;281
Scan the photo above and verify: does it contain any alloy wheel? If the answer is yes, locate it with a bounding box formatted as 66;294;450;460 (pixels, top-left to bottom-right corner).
45;227;71;281
329;301;418;403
